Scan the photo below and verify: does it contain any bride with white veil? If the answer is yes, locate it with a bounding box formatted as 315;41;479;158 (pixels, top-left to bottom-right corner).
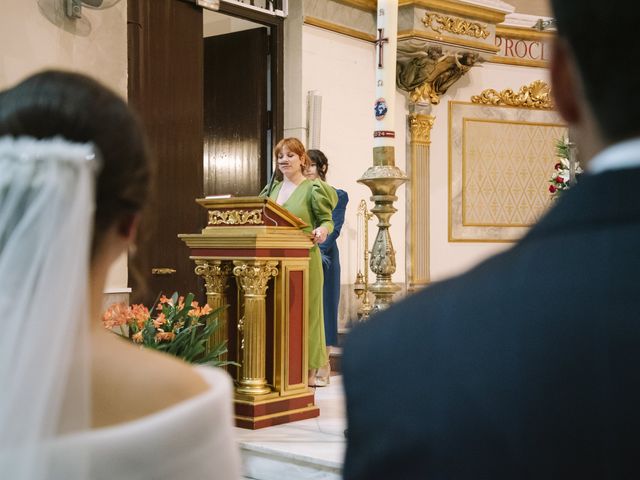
0;71;241;479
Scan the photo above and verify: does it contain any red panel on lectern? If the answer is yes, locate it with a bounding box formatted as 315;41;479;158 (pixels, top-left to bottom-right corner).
288;271;303;385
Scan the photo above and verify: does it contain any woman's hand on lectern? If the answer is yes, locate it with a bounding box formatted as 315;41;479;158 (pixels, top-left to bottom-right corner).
311;226;328;244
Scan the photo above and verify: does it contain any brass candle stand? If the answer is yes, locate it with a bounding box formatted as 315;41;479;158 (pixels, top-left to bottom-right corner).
358;146;408;312
353;199;374;320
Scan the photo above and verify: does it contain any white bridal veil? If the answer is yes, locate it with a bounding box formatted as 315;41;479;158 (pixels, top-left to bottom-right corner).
0;136;98;479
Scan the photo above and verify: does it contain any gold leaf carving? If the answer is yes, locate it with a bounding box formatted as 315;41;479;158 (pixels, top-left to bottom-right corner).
194;260;232;295
471;80;554;109
208;209;263;226
409;113;435;144
233;261;279;297
422;13;490;39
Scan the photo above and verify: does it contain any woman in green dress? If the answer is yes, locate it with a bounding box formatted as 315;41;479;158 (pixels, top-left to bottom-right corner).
261;138;337;386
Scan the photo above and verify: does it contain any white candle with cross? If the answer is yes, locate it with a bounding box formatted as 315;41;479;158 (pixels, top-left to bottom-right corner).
373;0;399;151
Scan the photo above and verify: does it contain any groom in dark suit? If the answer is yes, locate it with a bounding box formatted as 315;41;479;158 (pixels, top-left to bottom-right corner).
343;0;640;478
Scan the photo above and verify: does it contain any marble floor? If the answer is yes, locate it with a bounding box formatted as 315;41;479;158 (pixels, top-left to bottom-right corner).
236;375;346;480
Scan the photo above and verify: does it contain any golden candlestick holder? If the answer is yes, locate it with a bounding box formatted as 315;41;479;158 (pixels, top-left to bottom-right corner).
358;146;408;311
354;200;374;320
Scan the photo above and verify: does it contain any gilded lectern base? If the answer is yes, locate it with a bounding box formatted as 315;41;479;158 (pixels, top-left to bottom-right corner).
235;390;319;429
179;197;321;431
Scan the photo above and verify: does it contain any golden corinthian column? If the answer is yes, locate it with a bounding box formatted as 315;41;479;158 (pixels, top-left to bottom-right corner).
194;259;233;360
233;260;279;396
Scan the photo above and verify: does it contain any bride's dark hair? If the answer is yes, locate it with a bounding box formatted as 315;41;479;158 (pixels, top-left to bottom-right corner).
0;70;151;253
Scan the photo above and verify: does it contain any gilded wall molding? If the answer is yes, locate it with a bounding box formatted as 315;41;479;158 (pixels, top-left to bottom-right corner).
303;16;376;42
471;80;554;109
398;29;500;53
399;0;509;24
422;13;490;39
331;0;376;12
208;209;263;226
496;25;553;42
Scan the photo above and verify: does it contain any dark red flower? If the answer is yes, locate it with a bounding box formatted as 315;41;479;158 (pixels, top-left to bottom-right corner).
554;162;562;170
549;185;557;193
556;176;565;184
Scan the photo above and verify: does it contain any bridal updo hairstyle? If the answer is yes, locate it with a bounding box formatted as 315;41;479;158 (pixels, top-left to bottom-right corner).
0;70;151;254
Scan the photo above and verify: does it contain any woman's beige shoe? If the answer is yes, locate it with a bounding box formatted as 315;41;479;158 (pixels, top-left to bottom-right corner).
308;368;318;387
315;361;331;386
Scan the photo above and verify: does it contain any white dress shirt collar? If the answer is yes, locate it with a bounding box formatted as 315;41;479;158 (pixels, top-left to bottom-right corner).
588;136;640;174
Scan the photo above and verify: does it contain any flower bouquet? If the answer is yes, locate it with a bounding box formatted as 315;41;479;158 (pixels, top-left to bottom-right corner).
548;137;582;196
103;292;232;367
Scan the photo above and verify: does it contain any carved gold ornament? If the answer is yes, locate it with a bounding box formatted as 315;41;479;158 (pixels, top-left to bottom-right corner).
409;113;435;145
208;209;263;226
233;261;279;297
422;13;490;39
471;80;554;109
194;260;232;295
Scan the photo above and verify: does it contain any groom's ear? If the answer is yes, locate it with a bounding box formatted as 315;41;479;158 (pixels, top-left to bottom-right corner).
550;37;581;125
117;213;140;242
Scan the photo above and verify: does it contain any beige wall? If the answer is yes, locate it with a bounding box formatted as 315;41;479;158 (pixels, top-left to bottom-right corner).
1;0;129;291
300;23;550;299
302;25;407;286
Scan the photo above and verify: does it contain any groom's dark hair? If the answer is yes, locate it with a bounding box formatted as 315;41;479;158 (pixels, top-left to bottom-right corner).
551;0;640;142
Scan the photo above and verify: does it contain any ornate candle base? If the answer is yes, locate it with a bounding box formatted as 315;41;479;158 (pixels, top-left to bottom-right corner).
358;146;408;311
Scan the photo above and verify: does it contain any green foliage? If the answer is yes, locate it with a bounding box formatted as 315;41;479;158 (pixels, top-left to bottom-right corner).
103;292;237;367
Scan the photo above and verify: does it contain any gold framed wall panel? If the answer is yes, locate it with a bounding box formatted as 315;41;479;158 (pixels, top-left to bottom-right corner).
449;101;566;242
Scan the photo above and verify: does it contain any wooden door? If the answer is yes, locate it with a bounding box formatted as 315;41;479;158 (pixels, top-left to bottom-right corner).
203;28;270;196
127;0;205;305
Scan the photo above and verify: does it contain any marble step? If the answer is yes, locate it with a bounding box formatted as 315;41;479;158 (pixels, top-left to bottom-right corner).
237;376;346;480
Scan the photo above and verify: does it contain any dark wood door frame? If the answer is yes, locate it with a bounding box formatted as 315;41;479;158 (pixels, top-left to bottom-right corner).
127;0;284;304
214;2;284;178
182;0;284;177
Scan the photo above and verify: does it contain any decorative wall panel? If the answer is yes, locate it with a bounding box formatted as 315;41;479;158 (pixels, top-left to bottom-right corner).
449;101;566;242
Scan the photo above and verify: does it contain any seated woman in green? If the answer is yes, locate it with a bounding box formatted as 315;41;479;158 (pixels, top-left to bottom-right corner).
261;138;337;386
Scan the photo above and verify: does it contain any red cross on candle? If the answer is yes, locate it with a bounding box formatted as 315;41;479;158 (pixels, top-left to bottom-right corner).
375;28;389;68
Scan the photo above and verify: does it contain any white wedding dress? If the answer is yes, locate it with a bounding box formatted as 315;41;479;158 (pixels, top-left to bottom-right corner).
49;367;242;480
0;137;241;479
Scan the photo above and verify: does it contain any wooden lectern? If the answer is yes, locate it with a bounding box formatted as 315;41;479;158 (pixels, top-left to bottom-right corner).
179;196;319;429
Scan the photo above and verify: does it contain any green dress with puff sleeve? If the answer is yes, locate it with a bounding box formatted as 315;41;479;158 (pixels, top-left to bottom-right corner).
261;179;338;369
